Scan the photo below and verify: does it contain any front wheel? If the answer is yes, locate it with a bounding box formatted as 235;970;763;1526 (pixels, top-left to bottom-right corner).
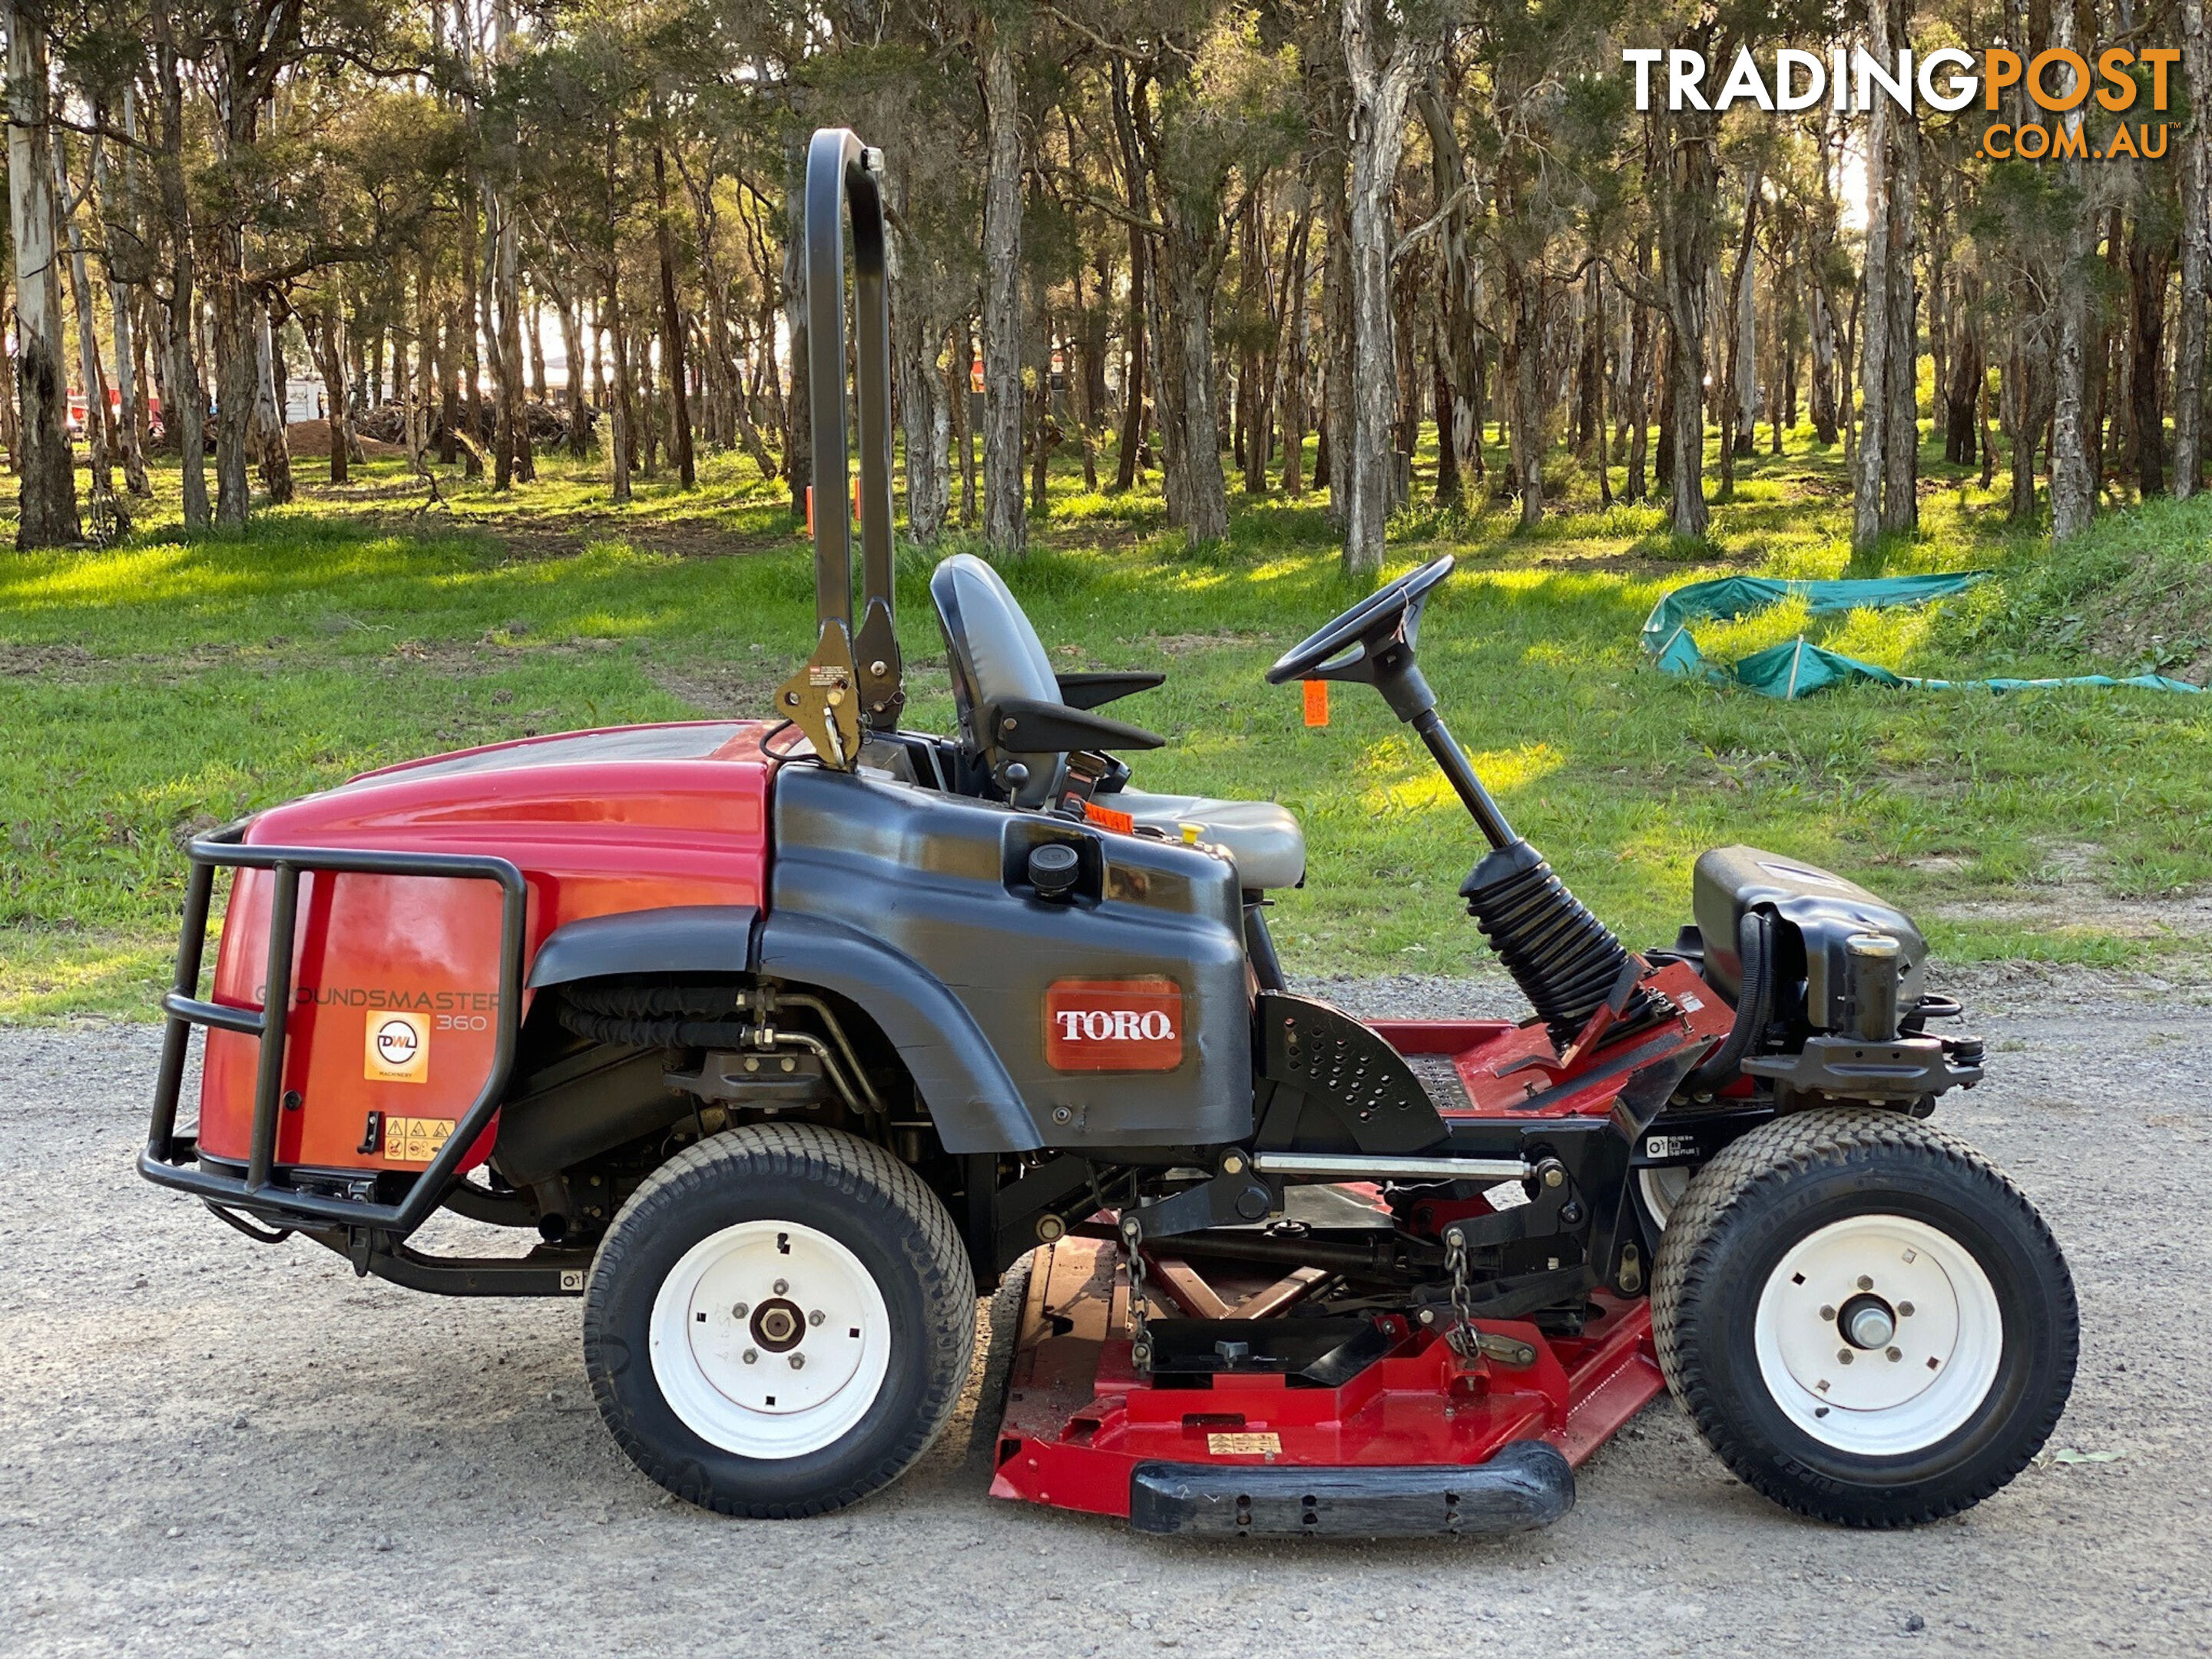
582;1123;976;1517
1651;1108;2077;1526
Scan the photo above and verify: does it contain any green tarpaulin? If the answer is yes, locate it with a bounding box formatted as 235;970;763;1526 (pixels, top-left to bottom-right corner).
1640;572;2206;700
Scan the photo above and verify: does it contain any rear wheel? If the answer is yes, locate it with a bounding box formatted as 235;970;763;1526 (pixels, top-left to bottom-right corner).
583;1123;975;1516
1651;1108;2076;1526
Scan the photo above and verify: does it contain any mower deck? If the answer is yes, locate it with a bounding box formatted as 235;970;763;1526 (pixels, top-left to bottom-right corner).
989;1233;1665;1535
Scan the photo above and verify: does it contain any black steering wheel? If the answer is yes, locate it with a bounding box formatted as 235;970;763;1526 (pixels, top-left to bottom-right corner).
1265;554;1456;686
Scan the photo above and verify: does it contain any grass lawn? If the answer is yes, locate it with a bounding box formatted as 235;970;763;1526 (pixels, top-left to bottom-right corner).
6;423;2212;1021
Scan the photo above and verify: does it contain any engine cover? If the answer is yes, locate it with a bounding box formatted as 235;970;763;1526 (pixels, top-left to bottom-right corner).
1692;845;1929;1031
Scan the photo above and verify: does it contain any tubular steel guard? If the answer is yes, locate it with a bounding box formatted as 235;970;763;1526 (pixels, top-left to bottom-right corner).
140;821;528;1240
805;125;903;732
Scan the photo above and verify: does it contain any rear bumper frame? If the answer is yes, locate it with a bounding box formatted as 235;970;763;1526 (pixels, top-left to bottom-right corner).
138;821;528;1243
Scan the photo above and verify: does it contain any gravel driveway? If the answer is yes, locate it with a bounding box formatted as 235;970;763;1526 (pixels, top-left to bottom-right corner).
3;967;2208;1658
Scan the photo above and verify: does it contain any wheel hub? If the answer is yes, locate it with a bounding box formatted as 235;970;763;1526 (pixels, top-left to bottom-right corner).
1838;1293;1897;1351
1753;1213;2004;1455
647;1219;891;1458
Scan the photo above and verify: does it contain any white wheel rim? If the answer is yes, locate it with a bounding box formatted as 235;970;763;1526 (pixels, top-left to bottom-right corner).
1639;1166;1693;1230
1753;1213;2003;1456
648;1220;892;1460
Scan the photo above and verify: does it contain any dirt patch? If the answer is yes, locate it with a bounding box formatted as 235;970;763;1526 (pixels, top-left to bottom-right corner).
285;420;406;460
0;641;96;679
346;508;793;565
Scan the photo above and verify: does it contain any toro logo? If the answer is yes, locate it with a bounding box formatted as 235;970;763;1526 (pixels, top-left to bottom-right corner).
364;1011;430;1084
1044;977;1183;1071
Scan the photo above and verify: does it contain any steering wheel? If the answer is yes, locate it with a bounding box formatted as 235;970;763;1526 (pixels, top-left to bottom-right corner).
1265;554;1456;686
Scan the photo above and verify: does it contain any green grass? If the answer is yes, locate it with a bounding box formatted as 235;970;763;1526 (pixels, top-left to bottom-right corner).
5;422;2211;1019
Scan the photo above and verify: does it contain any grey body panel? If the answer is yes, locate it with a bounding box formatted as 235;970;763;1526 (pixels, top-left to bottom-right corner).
767;765;1253;1151
753;908;1040;1153
525;905;760;989
1693;845;1929;1028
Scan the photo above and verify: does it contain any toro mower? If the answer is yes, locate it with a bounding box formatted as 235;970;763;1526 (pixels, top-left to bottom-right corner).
141;129;2078;1536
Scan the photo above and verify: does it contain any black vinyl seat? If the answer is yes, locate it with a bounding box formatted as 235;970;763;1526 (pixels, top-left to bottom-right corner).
929;554;1306;890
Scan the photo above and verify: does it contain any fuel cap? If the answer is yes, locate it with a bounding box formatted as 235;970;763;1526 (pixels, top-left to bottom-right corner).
1028;842;1080;900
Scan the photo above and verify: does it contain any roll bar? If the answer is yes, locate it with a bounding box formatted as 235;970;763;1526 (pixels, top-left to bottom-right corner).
776;127;903;764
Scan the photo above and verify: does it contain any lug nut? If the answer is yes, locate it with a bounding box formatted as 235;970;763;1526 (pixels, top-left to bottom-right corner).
743;1349;759;1365
1886;1347;1903;1362
1819;1305;1837;1320
1837;1349;1855;1365
731;1302;750;1320
808;1310;825;1326
790;1353;806;1370
1856;1276;1874;1291
1897;1301;1916;1317
773;1279;790;1296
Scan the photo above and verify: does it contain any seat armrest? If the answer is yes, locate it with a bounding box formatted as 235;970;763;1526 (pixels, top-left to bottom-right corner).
982;696;1167;754
1056;670;1167;710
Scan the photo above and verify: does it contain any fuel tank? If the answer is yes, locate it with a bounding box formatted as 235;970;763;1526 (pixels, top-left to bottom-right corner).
194;722;773;1175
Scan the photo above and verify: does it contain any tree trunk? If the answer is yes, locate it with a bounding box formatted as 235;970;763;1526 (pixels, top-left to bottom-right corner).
2048;8;2097;539
979;26;1027;554
2178;0;2211;499
58;144;121;525
253;298;293;504
1339;0;1436;572
954;324;978;525
2128;216;2174;498
1652;98;1717;539
147;5;204;531
1717;164;1761;494
8;2;78;546
1502;241;1543;526
314;302;352;485
651;132;695;489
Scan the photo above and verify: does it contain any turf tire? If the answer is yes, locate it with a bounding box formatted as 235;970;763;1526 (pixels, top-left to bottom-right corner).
1650;1106;2076;1527
582;1122;975;1517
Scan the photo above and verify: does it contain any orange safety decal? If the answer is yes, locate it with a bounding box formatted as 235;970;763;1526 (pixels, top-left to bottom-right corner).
1081;800;1136;836
1303;679;1329;727
1044;977;1184;1071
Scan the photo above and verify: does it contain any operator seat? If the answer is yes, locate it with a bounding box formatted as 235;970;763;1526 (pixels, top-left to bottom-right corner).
929;554;1306;892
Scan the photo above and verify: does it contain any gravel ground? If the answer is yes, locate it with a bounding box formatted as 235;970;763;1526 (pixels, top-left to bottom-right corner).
3;966;2210;1658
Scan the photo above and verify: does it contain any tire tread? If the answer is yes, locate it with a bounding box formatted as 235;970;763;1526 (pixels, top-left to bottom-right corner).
583;1122;975;1519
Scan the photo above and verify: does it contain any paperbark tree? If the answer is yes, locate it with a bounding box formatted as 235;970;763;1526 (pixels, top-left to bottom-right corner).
2178;0;2210;499
1339;0;1438;574
980;19;1027;554
5;0;79;548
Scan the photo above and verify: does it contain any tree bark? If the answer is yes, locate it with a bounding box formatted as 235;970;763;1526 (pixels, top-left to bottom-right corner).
2048;5;2097;540
651;129;695;488
980;25;1027;554
2178;0;2211;499
1339;0;1436;572
8;1;78;546
313;300;351;485
1651;94;1717;539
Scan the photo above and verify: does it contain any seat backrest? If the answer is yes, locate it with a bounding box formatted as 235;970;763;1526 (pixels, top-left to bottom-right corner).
930;553;1061;806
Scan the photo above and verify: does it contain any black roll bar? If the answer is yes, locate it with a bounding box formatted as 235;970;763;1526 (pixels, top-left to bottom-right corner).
141;820;529;1240
805;126;903;733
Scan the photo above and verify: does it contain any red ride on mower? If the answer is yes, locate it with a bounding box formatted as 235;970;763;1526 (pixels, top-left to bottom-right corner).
141;129;2077;1536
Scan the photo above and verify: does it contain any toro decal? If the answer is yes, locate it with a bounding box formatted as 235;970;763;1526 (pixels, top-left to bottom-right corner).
365;1011;430;1083
1045;977;1183;1071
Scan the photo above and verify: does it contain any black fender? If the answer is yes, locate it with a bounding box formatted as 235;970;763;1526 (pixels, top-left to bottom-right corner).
525;905;759;989
753;909;1044;1154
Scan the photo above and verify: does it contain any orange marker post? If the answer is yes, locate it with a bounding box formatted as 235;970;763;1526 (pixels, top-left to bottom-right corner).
1303;679;1330;727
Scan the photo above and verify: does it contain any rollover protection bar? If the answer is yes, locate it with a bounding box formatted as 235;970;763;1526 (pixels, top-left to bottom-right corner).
139;820;528;1240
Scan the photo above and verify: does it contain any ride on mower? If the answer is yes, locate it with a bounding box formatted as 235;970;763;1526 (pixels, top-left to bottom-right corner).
141;128;2077;1535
